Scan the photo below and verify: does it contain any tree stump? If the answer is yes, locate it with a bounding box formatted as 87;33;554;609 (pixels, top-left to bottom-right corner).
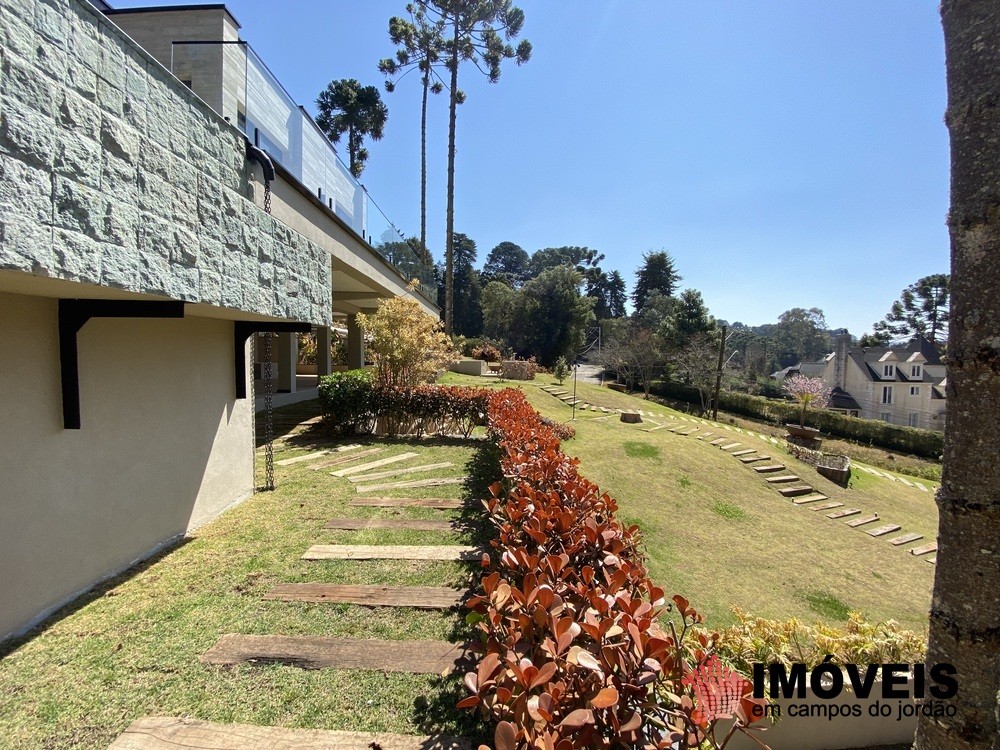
620;411;642;423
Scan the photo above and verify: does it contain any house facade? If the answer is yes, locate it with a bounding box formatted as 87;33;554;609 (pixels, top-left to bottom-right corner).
0;0;435;642
782;335;947;431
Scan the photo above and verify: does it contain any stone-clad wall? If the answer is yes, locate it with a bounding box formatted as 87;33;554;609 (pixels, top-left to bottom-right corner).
0;0;331;326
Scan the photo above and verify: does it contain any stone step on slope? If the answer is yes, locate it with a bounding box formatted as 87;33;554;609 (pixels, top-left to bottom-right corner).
777;485;815;497
827;508;861;520
200;635;474;674
765;475;801;484
330;453;420;477
889;532;924;546
791;492;829;505
752;464;786;473
263;584;463;609
107;716;472;750
867;524;902;537
910;542;937;556
846;514;880;528
721;443;742;451
325;517;455;532
731;449;757;456
302;544;480;561
739;455;771;464
709;438;728;446
807;501;841;511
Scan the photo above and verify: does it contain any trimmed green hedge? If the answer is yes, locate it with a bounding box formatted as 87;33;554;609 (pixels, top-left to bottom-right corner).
648;380;944;459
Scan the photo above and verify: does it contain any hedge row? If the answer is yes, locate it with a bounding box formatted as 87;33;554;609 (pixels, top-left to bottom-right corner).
461;389;764;749
317;369;490;437
648;380;944;459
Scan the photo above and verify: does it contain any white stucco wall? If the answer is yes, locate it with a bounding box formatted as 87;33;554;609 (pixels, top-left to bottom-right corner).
0;291;254;641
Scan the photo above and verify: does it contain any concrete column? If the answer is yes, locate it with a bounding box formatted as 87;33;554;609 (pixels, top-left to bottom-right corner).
316;326;333;377
346;314;364;370
276;332;297;393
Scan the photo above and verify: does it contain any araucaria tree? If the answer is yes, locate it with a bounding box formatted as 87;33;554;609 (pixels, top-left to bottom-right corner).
870;274;950;347
379;4;446;260
633;250;681;311
915;2;1000;748
316;79;389;178
422;0;532;334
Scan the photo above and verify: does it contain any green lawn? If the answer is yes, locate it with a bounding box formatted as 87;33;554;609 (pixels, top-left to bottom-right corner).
441;372;937;633
0;424;493;749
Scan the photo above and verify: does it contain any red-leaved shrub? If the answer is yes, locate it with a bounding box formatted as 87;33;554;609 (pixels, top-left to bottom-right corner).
461;389;768;750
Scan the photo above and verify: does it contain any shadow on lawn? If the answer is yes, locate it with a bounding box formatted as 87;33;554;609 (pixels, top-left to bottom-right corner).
411;436;500;745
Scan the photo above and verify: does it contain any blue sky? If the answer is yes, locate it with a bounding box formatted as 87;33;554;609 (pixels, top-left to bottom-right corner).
113;0;950;337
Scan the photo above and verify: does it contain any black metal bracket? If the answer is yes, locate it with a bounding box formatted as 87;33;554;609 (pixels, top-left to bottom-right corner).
58;299;186;429
234;321;311;399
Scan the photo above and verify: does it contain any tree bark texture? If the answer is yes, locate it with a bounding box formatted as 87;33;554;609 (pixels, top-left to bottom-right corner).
420;70;429;264
916;2;1000;748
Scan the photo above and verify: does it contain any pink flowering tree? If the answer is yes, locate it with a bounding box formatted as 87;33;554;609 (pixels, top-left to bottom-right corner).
782;375;831;426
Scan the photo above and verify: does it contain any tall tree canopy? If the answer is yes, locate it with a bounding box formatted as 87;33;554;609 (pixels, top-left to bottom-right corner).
511;266;594;366
527;246;604;277
436;232;482;336
771;307;831;368
915;4;1000;747
424;0;531;333
481;279;516;342
379;4;446;260
869;273;950;347
633;250;681;311
482;241;529;287
315;79;388;178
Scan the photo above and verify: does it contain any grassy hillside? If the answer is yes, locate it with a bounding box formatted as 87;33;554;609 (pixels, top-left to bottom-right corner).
441;372;937;633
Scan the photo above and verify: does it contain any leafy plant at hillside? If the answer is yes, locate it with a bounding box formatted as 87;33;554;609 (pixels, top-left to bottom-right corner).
553;356;569;384
357;290;457;387
781;374;831;427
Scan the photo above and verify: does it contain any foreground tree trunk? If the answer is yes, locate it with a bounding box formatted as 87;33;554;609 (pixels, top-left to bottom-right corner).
916;2;1000;748
444;15;459;335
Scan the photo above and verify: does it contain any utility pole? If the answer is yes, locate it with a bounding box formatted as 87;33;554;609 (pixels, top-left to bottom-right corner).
712;325;726;421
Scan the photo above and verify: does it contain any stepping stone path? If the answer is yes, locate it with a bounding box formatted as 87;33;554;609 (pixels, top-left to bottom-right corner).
752;464;786;473
355;476;466;493
739;455;770;463
275;450;328;466
349;497;464;509
108;717;472;750
201;634;473;674
347;462;454;483
867;524;902;537
720;443;741;451
331;453;419;477
302;544;479;561
325;517;456;532
910;542;938;556
777;485;814;497
889;532;924;546
731;449;756;456
810;501;843;511
827;508;860;519
311;447;383;469
791;493;829;505
264;584;463;609
765;475;801;483
846;514;880;528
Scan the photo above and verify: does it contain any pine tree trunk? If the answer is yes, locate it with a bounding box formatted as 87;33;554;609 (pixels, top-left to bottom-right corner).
915;2;1000;748
420;70;429;265
444;17;459;334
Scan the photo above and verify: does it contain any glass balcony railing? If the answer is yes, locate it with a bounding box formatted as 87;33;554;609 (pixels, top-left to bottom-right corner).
170;40;437;302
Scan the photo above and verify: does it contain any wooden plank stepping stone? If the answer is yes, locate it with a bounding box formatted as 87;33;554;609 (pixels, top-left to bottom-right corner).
753;464;786;473
349;497;463;509
731;449;756;456
264;584;463;609
356;476;466;493
275;451;328;466
679;427;699;435
765;475;801;483
200;634;473;674
794;494;830;505
331;453;419;477
889;532;924;546
311;447;383;470
559;395;576;401
709;438;728;446
915;483;929;492
107;716;473;750
910;542;938;556
808;501;842;511
721;443;741;451
696;432;714;440
778;485;814;497
926;557;936;564
846;514;880;528
325;517;455;532
739;455;771;463
898;477;914;487
302;544;479;561
867;523;902;537
827;508;861;519
348;462;454;483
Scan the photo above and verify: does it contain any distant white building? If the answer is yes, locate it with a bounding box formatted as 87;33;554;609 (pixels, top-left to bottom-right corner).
775;335;947;431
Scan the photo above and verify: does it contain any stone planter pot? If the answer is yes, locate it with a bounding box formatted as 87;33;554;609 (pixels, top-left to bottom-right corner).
785;423;821;440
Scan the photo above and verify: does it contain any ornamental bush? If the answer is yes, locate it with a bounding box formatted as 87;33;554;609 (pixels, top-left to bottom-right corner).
461;389;767;749
499;359;538;380
317;369;376;435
